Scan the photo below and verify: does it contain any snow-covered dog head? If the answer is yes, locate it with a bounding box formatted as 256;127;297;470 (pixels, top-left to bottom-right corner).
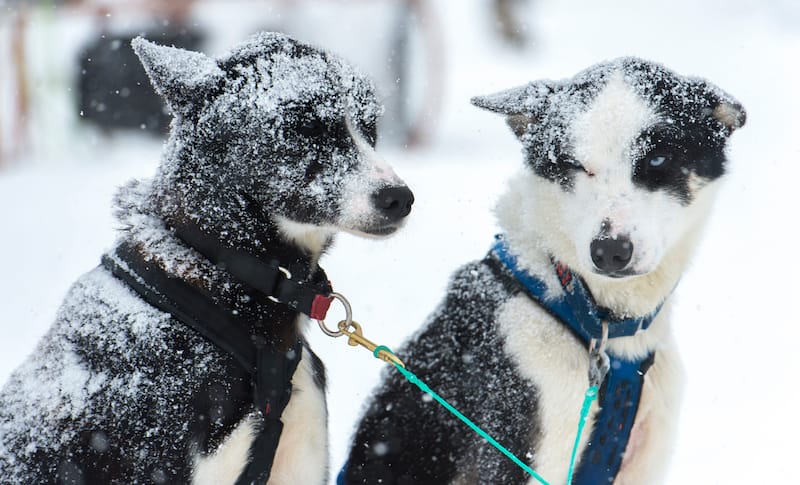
474;58;745;280
132;32;412;251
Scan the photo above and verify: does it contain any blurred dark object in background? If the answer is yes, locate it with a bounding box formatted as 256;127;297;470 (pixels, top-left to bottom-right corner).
493;0;532;48
77;26;204;134
1;0;447;165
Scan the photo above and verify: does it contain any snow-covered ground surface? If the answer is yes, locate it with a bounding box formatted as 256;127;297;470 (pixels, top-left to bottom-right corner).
1;0;799;483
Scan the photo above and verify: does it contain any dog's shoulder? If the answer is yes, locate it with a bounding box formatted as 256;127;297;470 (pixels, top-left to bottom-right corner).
428;259;516;329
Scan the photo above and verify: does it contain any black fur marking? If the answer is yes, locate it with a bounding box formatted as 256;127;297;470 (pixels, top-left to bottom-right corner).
620;60;734;202
475;58;742;200
632;123;721;203
307;346;328;394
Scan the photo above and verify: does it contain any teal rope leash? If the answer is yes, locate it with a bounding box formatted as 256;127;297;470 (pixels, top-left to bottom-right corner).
373;345;596;485
566;386;599;485
373;346;550;485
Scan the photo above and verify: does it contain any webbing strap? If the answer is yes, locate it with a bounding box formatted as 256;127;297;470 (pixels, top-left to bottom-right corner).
103;242;302;484
489;235;661;342
174;222;334;321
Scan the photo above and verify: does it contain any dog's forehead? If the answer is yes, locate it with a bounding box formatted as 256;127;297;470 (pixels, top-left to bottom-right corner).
570;72;654;166
561;58;728;132
220;33;381;120
532;59;721;153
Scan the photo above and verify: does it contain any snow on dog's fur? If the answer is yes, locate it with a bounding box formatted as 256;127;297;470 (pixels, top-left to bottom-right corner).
342;58;744;484
0;32;412;484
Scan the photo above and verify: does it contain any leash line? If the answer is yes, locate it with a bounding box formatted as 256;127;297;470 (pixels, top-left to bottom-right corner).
566;386;599;485
372;346;550;485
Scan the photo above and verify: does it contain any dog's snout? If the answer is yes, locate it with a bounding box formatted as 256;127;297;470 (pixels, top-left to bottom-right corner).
372;186;414;221
590;236;633;274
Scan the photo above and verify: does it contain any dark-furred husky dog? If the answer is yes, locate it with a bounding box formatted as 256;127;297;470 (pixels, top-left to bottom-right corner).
343;59;744;485
0;32;413;484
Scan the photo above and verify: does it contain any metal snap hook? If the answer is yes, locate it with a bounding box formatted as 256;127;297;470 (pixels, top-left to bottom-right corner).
588;321;610;388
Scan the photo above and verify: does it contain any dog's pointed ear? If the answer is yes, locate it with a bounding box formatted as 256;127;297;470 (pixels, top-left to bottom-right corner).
712;100;746;133
687;78;746;134
132;37;224;117
471;81;555;138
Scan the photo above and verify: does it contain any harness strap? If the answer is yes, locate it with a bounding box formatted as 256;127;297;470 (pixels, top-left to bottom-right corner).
174;223;334;321
486;235;661;484
103;242;302;484
490;235;661;341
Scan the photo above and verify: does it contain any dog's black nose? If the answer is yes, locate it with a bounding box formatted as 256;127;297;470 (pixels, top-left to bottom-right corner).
590;236;633;273
372;186;414;221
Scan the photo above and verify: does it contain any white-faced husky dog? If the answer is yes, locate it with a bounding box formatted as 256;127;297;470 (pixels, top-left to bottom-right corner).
342;58;744;485
0;32;413;484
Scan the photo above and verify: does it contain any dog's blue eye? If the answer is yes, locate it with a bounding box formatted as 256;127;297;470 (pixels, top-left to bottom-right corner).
299;119;326;137
649;155;667;167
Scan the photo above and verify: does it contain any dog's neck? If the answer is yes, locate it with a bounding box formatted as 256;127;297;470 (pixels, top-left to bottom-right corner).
114;179;332;328
149;141;334;268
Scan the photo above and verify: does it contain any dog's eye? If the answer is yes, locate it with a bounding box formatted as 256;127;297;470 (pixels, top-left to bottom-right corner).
298;118;326;137
649;155;668;168
557;153;589;173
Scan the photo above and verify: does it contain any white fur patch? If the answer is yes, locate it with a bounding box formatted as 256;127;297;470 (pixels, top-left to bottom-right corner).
571;72;655;175
497;295;683;485
192;350;328;485
267;349;329;485
192;416;258;485
497;295;593;484
275;216;335;258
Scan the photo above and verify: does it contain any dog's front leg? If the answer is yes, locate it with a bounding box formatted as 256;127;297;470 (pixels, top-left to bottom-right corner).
267;350;329;485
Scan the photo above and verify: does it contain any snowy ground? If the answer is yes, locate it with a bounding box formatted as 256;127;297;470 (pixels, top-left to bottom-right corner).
1;0;799;483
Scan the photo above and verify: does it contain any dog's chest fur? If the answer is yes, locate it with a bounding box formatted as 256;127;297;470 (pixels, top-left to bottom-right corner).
496;295;682;485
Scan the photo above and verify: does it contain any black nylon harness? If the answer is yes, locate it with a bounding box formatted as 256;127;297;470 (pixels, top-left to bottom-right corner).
102;228;334;484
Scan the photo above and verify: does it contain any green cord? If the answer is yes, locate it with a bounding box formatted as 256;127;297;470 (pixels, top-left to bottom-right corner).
372;345;596;485
565;386;599;485
373;345;549;485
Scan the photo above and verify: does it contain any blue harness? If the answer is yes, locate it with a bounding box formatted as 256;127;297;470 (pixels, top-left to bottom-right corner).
490;235;659;484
